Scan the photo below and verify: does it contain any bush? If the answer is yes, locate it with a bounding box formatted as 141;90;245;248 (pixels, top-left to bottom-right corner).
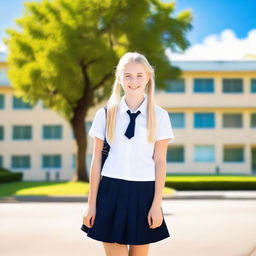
0;167;23;183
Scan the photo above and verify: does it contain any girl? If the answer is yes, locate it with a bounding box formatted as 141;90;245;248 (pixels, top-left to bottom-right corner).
81;52;175;256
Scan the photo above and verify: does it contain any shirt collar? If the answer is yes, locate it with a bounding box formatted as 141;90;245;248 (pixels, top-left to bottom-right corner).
119;93;147;116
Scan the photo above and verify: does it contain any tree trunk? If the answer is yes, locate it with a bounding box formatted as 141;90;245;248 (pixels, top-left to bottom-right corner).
70;111;89;182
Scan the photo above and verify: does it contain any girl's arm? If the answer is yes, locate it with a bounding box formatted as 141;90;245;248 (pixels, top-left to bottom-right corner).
88;137;104;207
152;139;170;207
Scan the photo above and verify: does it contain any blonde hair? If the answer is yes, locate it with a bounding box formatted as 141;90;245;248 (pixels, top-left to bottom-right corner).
106;52;156;144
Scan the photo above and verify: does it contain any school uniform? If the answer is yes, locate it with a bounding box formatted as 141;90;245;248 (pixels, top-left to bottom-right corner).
81;93;175;245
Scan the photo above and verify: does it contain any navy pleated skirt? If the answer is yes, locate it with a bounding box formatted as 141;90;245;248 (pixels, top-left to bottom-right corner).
80;175;170;245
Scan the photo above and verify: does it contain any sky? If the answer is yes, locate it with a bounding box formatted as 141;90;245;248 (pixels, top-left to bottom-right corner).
0;0;256;60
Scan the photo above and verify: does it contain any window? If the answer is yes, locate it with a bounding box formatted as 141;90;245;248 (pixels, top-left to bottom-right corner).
222;79;243;93
223;114;242;128
193;78;214;93
0;155;3;168
194;145;215;162
166;79;185;93
72;154;76;169
169;113;184;128
13;125;32;140
42;154;61;168
13;96;33;109
251;113;256;128
43;125;62;139
194;113;215;128
223;146;244;162
85;121;92;132
0;126;4;140
0;94;4;109
11;155;31;168
167;146;184;162
251;79;256;93
0;68;10;85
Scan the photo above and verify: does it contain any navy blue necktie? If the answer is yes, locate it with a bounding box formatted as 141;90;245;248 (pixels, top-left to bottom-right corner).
124;110;141;139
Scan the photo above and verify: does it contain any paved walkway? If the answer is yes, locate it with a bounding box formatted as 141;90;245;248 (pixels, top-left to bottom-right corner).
1;199;256;256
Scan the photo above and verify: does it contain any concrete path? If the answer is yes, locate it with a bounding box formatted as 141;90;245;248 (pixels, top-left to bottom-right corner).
1;199;256;256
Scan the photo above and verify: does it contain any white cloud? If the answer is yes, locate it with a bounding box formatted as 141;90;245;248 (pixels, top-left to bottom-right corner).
166;29;256;60
0;39;7;52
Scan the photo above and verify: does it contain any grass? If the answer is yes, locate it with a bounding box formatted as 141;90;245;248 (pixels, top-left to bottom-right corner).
166;176;256;181
2;176;255;197
0;181;175;197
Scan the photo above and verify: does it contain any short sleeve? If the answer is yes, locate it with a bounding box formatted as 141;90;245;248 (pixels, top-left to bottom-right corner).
156;110;175;144
88;107;106;140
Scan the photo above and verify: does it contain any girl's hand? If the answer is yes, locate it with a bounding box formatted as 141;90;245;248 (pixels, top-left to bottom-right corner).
147;205;163;229
83;206;96;228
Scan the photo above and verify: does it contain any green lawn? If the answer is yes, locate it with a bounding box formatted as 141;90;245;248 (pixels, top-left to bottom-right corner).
1;176;255;197
0;181;175;197
166;176;256;181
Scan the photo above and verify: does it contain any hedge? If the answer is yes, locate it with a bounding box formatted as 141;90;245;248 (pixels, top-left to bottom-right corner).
165;180;256;190
0;168;23;183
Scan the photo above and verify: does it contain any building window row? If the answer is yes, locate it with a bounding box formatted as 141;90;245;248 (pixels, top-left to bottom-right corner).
0;122;93;141
0;95;34;110
165;78;256;93
170;113;256;128
0;112;255;142
0;154;61;169
1;78;256;110
0;154;92;170
0;125;63;140
167;145;245;163
0;145;245;169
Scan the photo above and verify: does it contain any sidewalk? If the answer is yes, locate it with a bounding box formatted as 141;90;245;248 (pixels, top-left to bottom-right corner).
1;199;256;256
1;190;256;203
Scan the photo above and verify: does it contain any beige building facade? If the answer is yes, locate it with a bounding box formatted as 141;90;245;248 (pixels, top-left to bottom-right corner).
0;54;256;180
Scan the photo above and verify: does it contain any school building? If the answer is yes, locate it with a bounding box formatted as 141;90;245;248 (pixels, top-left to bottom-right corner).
0;52;256;181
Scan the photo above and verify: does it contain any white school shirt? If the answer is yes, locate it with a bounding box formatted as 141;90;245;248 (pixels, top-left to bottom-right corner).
88;94;175;181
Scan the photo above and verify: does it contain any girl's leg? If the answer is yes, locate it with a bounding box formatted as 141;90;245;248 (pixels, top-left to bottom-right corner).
102;242;129;256
129;244;150;256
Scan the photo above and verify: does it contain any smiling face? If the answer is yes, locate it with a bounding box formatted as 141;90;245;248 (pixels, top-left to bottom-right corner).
119;62;150;96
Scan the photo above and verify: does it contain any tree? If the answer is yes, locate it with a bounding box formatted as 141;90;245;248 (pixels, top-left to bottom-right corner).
5;0;192;182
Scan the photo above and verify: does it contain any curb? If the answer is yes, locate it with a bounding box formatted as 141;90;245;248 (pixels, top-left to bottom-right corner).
1;192;256;203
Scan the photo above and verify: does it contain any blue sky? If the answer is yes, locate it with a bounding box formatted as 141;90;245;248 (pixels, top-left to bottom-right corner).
173;0;256;44
0;0;256;60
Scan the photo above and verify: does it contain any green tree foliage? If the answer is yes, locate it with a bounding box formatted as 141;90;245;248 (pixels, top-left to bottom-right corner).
5;0;192;181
